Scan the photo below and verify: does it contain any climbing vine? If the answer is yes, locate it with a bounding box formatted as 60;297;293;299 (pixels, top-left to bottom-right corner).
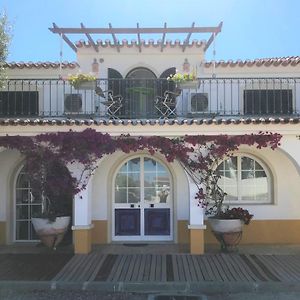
0;129;281;217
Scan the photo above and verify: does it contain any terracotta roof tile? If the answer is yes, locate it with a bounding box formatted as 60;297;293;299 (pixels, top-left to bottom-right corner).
204;56;300;68
0;117;299;127
4;61;79;69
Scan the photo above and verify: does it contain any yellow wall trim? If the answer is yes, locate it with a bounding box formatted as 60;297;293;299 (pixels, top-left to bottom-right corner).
205;220;300;244
73;228;92;254
0;222;6;245
92;220;108;244
178;220;189;244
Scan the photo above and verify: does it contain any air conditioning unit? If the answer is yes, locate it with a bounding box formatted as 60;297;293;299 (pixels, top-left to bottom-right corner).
188;92;208;113
64;94;82;114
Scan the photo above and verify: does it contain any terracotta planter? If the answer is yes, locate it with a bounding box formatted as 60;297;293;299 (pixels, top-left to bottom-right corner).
32;216;71;249
208;218;243;251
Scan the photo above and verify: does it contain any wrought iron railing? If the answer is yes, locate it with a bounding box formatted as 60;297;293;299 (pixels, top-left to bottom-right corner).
0;78;299;119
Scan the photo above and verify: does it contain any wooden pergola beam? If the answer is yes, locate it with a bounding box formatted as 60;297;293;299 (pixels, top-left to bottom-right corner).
136;23;142;53
203;21;223;52
49;22;223;53
109;23;120;52
182;22;195;52
160;22;167;52
52;23;77;53
49;25;222;35
80;22;98;52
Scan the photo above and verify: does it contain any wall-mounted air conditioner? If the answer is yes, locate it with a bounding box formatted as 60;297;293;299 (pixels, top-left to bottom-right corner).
64;94;82;114
188;92;209;113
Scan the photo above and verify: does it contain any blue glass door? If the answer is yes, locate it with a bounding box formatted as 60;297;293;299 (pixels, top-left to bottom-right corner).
113;156;172;241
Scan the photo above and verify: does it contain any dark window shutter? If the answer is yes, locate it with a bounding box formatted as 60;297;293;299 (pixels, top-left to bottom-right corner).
158;67;176;97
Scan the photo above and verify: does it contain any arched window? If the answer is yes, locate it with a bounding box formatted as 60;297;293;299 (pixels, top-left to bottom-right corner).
15;168;42;241
216;154;272;204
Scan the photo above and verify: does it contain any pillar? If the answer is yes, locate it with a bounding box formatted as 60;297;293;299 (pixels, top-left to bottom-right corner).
188;179;206;254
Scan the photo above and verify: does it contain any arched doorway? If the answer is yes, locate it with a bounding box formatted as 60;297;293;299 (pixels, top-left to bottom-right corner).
126;67;157;118
112;156;173;241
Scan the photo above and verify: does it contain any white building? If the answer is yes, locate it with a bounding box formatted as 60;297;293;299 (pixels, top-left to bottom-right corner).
0;23;300;254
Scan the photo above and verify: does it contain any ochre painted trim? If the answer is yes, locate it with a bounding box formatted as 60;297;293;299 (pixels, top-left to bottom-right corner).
73;228;92;254
0;222;6;245
92;220;108;244
190;228;205;254
205;220;300;245
177;220;189;244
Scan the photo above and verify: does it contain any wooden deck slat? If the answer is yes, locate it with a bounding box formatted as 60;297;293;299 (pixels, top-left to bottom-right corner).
5;252;300;284
155;255;162;281
261;255;300;282
108;255;126;282
72;253;102;282
125;255;137;281
83;254;108;282
244;255;277;281
149;255;157;281
53;254;86;281
274;255;300;279
172;255;180;281
142;254;152;281
137;254;147;281
196;255;215;281
203;255;224;281
131;254;142;281
161;254;167;282
181;255;193;281
219;254;245;281
118;255;132;281
63;255;94;281
224;254;252;281
191;255;205;281
175;255;186;281
186;255;198;281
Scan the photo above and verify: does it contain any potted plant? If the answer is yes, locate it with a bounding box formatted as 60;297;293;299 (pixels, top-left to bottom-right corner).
28;153;76;250
203;169;253;251
167;70;198;89
67;73;96;90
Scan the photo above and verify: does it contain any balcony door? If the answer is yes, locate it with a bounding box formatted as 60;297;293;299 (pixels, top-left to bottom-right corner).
112;156;173;241
126;68;157;118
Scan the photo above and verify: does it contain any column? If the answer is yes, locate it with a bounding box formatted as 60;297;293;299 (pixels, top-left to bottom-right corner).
187;179;206;254
69;163;93;254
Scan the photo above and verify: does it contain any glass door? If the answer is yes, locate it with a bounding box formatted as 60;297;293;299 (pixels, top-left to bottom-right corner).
113;156;173;241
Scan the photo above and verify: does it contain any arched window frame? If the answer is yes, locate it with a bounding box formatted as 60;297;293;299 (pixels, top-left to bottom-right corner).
217;153;273;205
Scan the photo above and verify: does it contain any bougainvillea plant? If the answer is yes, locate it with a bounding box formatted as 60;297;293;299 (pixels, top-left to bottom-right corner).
0;129;281;221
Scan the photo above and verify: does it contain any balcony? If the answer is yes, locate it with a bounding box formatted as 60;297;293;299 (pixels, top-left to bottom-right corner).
0;78;299;120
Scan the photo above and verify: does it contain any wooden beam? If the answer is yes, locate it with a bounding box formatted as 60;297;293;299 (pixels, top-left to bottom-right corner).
108;23;120;52
160;22;167;52
80;23;98;52
203;21;223;52
182;22;195;52
52;23;77;53
49;25;222;35
136;23;142;53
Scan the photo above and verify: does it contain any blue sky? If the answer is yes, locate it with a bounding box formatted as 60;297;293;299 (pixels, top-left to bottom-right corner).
1;0;300;62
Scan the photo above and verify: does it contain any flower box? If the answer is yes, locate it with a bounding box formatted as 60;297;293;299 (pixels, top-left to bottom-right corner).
178;80;199;89
75;81;96;90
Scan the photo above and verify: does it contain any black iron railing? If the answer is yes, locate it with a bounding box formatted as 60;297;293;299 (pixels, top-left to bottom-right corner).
0;78;299;119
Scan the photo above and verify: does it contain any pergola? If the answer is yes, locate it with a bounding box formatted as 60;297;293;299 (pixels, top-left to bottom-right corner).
49;22;223;53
